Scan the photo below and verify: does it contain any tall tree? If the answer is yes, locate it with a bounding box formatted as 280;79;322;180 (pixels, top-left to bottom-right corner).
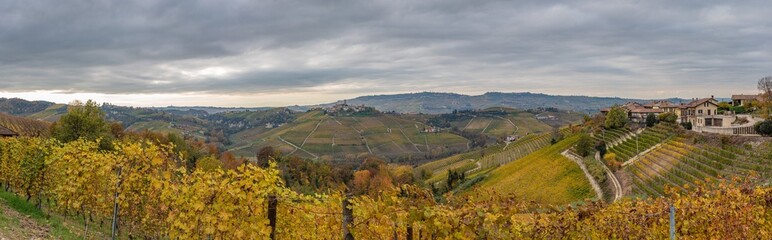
50;100;110;143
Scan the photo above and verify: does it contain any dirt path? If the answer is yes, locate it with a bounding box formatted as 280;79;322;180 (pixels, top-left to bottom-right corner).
279;137;319;159
480;119;493;134
300;119;324;148
462;117;476;131
464;159;481;175
596;152;623;202
562;150;604;200
496;116;519;135
0;203;50;239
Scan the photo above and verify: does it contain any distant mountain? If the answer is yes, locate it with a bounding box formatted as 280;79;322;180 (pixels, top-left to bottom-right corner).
306;92;656;114
153;106;272;114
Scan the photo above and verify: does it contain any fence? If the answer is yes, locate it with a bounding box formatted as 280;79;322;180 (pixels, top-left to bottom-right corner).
693;126;757;135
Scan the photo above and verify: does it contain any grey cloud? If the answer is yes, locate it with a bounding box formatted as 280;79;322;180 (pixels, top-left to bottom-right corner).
0;0;770;99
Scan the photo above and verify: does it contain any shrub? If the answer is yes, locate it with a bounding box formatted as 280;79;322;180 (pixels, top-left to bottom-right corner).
645;113;658;127
681;121;693;130
575;133;594;157
754;120;772;136
657;112;678;123
604;106;628;129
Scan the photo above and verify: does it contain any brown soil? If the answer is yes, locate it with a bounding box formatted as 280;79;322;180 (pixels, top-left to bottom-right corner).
0;203;50;240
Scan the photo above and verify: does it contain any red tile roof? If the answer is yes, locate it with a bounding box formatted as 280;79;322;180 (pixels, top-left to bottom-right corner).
731;94;761;100
0;125;18;136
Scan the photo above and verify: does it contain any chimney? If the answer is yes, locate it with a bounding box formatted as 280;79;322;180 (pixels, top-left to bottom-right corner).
711;95;714;99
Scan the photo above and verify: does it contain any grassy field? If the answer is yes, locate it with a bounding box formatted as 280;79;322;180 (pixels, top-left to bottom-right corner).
477;135;595;205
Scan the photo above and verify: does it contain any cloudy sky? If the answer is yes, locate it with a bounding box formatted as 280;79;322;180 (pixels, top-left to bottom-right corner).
1;0;769;107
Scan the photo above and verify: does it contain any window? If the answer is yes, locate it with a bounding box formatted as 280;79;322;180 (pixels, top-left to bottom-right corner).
698;110;703;114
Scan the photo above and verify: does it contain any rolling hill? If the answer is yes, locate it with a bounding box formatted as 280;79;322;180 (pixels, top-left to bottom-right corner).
0;113;50;137
303;92;658;114
225;108;571;162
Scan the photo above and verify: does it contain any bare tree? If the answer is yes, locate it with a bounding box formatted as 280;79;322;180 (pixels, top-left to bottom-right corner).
759;76;772;99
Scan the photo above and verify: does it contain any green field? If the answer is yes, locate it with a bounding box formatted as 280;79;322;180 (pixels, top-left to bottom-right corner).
477;134;594;205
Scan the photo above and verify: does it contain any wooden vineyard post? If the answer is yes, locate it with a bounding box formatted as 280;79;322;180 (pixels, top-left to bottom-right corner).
406;223;413;240
268;195;277;240
669;203;676;240
342;193;354;240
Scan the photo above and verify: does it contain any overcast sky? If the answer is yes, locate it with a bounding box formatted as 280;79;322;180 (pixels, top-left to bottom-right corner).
1;0;769;107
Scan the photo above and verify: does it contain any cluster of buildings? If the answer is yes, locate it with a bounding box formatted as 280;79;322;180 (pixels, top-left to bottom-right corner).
601;94;765;135
326;100;371;114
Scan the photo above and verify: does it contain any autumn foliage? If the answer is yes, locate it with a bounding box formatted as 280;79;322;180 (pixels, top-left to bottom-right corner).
0;137;769;239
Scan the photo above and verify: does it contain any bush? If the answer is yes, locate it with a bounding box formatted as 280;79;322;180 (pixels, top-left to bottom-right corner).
657;112;678;123
604;106;628;129
645;113;658;127
575;133;594;157
681;121;693;130
754;120;772;136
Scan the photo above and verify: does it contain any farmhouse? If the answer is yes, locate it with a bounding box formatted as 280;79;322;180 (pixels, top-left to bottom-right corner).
600;96;764;135
677;98;720;127
600;102;664;123
0;125;19;137
731;94;762;107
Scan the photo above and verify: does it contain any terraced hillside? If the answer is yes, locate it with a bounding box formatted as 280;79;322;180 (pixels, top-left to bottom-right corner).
607;123;678;163
592;128;633;147
0;113;50;137
626;138;771;198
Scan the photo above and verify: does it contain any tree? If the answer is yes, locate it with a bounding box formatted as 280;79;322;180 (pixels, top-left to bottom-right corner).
754;120;772;136
759;76;772;119
604;106;628;129
759;76;772;98
595;141;607;158
658;112;678;123
51;100;110;143
256;146;280;168
645;113;658;127
575;133;594;157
